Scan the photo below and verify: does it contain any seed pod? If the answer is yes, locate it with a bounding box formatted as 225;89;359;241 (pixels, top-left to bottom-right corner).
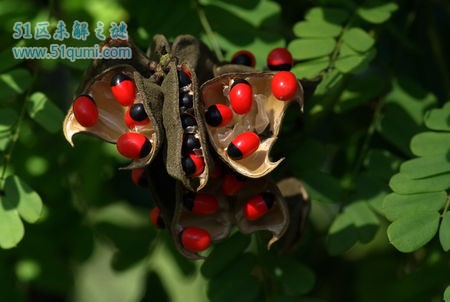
199;72;304;178
162;61;211;191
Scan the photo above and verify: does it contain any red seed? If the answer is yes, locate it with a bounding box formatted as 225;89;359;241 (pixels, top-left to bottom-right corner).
271;71;298;101
131;168;147;187
227;131;260;160
204;104;233;128
73;95;98;127
221;173;245;196
111;73;136;106
244;193;275;221
181;227;211;252
150;207;164;228
117;132;151;159
230;81;253;114
231;50;256;67
267;48;293;71
184;192;219;215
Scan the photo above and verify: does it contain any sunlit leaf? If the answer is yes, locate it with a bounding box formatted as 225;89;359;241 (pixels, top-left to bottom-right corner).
439;211;450;252
0;201;24;249
389;173;450;194
342;27;375;52
399;155;450;179
288;38;336;60
383;192;447;221
26;92;64;133
291;56;329;79
335;45;375;74
444;286;450;302
424;102;450;131
357;0;398;24
410;132;450;156
387;211;439;252
293;20;342;38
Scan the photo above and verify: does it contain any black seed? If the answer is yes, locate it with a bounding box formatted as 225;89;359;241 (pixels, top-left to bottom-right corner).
231;54;253;66
181;155;196;176
231;78;250;90
227;142;243;160
179;92;193;108
181;114;197;129
178;70;191;87
261;192;275;209
111;72;131;86
204;105;222;127
139;139;152;158
130;103;148;121
183;192;195;211
182;134;200;152
268;63;292;71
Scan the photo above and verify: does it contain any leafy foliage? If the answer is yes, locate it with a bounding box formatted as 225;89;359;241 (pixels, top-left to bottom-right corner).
0;0;449;301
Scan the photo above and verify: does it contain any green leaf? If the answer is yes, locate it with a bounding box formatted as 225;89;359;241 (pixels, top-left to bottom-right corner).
399;155;450;179
327;212;358;255
0;108;18;132
355;173;389;215
383;192;447;221
345;201;379;243
364;149;402;181
288;38;336;60
389;173;450;194
439;211;450;251
291;56;329;79
0;130;11;151
342;28;375;52
4;175;43;223
26;92;64;133
201;232;251;278
387;211;440;252
305;7;350;24
444;286;450;302
424;102;450;131
410;132;450;156
0;69;32;100
274;258;315;296
0;201;24;249
357;0;398;24
293;20;342;38
335;45;376;74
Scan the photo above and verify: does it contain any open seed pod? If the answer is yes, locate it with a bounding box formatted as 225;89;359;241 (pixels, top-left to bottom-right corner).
274;178;311;253
198;72;304;178
170;178;233;259
232;175;290;249
161;61;212;191
63;44;165;169
213;64;255;77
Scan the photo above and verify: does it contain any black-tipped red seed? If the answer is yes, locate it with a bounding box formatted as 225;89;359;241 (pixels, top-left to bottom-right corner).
150;207;165;228
182;153;205;177
131;168;148;187
178;70;191;87
267;48;293;71
183;192;218;215
244;192;275;221
179;92;193;109
181;114;197;129
205;104;233;128
227;131;260;160
231;50;256;67
229;79;253;114
111;73;136;106
73;95;98;127
117;132;151;159
182;134;201;152
180;227;211;252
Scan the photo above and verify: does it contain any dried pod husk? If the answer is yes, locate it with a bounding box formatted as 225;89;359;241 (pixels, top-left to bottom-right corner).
213;64;255;77
274;177;311;253
199;72;304;178
146;34;171;62
170;179;233;260
232;176;290;249
161;61;212;191
171;35;218;85
63;39;164;169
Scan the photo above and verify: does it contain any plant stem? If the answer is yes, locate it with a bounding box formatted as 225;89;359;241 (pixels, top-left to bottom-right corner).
193;0;224;61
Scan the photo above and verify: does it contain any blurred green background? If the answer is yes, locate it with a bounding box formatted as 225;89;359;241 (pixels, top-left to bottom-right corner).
0;0;449;301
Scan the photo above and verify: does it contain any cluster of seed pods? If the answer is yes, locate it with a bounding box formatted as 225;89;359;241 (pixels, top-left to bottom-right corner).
64;36;310;259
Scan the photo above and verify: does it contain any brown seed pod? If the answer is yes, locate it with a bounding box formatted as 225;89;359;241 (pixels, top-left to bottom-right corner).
161;61;212;191
199;72;304;178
